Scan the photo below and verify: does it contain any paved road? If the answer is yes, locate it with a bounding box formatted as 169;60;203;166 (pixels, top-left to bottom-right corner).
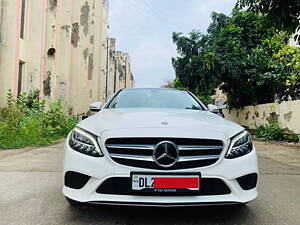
0;141;299;225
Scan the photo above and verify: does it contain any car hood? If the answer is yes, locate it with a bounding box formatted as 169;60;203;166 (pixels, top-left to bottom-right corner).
77;108;244;141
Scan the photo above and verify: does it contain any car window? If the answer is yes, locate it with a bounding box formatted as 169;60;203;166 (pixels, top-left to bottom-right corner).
107;89;205;110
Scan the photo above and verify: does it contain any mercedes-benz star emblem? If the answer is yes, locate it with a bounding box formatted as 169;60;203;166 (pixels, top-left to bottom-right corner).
153;141;179;168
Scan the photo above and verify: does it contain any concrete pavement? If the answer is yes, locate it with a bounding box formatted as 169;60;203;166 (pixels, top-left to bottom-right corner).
0;141;299;225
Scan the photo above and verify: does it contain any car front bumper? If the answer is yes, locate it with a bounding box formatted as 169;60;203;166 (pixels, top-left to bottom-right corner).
63;139;259;206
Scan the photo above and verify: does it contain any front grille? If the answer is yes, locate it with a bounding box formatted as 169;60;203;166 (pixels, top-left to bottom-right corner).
105;138;224;170
96;177;231;196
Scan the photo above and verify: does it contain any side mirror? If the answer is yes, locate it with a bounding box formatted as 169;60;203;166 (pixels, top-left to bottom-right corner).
207;104;225;118
89;102;102;112
207;104;219;113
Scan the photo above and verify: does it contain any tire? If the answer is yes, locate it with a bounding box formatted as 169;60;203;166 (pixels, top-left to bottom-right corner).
65;197;85;206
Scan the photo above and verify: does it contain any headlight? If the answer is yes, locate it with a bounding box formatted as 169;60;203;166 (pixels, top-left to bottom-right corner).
226;131;253;159
69;127;103;157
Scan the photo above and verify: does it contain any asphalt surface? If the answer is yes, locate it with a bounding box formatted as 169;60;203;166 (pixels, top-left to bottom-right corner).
0;141;299;225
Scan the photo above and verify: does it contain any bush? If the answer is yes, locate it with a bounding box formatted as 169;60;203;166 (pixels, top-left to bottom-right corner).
256;120;299;143
283;133;300;143
41;100;77;137
0;89;77;149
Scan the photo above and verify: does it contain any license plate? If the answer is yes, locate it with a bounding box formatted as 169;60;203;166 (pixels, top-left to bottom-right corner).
131;172;200;193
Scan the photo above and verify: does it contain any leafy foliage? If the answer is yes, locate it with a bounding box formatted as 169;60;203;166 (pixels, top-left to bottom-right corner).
236;0;300;36
271;45;300;98
170;78;212;105
172;12;228;104
283;133;300;143
256;119;299;143
172;11;300;108
0;90;77;149
256;120;285;141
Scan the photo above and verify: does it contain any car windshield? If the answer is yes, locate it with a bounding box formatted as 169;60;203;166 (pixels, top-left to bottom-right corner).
107;89;205;110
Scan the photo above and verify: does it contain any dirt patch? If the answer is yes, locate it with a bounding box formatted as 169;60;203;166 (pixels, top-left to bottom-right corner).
245;111;250;120
90;35;94;44
254;140;300;168
43;71;51;96
284;111;292;122
83;48;89;61
71;23;80;47
268;112;280;121
61;25;70;35
80;1;90;36
262;111;266;119
48;0;57;12
88;53;93;80
0;140;64;159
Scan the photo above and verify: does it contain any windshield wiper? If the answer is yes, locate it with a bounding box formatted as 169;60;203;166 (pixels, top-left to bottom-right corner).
185;105;201;110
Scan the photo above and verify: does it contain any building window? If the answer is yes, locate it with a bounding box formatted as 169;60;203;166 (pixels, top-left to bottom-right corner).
18;62;25;95
20;0;26;39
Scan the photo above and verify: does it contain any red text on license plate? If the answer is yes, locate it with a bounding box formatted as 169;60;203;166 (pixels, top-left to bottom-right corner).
153;177;199;189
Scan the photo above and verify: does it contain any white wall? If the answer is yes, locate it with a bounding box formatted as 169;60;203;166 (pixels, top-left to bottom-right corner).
224;100;300;134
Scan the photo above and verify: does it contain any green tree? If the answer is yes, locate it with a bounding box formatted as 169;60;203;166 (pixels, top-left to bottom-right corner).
236;0;300;38
172;13;229;103
172;11;300;108
271;44;300;99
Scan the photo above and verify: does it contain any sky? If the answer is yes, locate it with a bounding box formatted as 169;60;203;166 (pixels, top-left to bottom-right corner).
108;0;236;88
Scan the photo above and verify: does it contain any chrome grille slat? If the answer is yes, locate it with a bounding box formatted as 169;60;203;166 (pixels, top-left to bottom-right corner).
179;155;220;162
110;154;153;161
106;144;154;150
178;145;223;150
106;144;222;152
105;138;224;170
110;153;220;162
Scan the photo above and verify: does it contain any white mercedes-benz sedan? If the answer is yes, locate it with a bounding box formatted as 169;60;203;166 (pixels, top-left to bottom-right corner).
63;88;258;207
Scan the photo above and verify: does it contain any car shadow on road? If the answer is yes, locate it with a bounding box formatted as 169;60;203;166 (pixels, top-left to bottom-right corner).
63;204;258;225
